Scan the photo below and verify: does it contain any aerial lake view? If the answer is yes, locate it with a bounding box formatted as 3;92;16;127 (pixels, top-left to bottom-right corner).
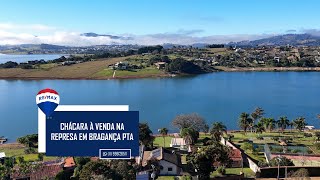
1;72;319;141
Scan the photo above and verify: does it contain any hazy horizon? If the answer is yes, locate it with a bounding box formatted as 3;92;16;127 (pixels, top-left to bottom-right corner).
1;0;320;46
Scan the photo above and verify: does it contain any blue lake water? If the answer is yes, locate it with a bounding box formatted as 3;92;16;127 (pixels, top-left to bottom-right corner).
0;54;67;63
0;72;320;142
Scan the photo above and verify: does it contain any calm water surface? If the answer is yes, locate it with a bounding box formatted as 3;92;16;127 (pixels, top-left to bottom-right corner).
0;54;67;63
0;72;320;141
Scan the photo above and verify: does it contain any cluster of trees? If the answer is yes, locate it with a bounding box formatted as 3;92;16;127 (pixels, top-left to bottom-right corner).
68;158;137;180
137;45;163;54
238;107;308;134
207;44;225;48
0;55;93;69
17;134;38;148
171;113;231;179
165;58;203;74
0;61;19;68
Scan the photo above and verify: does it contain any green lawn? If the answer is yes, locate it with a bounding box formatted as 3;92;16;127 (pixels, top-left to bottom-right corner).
0;144;57;162
94;67;164;78
154;136;173;147
211;168;255;178
157;176;175;180
226;131;318;162
38;63;58;70
93;68;115;78
115;68;163;77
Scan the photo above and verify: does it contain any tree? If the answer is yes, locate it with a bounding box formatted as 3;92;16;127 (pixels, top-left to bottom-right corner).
277;116;290;133
269;156;294;167
315;132;320;141
181;128;199;145
241;142;254;153
210;122;227;142
144;158;161;179
166;58;203;74
189;143;231;180
158;128;168;147
288;121;294;132
109;160;137;180
0;157;15;179
203;124;209;135
254;122;265;135
238;112;253;134
79;161;116;180
0;61;18;68
261;118;276;132
55;169;73;180
172;113;207;132
73;157;92;179
17;134;38;148
251;107;264;128
37;153;44;161
139;123;155;148
293;117;307;132
289;168;310;179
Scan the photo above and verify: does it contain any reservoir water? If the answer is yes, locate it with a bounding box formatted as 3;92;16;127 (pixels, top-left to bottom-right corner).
0;54;67;63
0;72;320;141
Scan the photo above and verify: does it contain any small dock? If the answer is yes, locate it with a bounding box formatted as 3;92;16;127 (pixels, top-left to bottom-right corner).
0;137;7;144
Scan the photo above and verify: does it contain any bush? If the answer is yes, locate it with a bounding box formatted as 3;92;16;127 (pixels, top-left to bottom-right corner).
304;133;313;137
314;143;320;150
289;168;310;178
241;142;254;152
291;149;301;153
181;175;192;180
271;147;283;153
19;64;34;69
217;166;226;175
281;137;293;143
271;137;279;142
0;61;18;68
258;161;269;167
166;58;203;74
24;147;36;154
257;136;264;140
227;134;234;141
269;156;294;166
307;149;313;154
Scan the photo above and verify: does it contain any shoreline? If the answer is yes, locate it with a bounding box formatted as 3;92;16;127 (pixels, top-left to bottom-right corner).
1;67;320;80
214;66;320;72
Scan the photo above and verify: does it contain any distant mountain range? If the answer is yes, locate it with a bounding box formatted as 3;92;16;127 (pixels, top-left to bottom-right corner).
228;34;320;47
1;33;320;50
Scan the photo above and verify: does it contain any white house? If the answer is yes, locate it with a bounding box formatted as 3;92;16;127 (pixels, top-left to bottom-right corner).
114;61;129;70
170;138;187;150
305;125;315;130
0;152;6;159
141;147;181;176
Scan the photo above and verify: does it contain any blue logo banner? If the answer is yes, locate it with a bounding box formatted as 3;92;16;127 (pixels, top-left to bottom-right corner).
45;111;139;157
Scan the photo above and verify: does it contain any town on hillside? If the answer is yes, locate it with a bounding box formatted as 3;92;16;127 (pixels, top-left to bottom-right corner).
1;108;320;179
1;44;320;79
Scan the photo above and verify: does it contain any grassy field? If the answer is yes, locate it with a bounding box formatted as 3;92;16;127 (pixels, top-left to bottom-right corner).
0;56;131;79
226;130;318;163
211;168;255;178
157;176;175;180
0;143;57;161
154;136;173;147
93;67;166;79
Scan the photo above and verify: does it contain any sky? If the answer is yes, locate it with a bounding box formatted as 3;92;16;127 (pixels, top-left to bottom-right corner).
1;0;320;46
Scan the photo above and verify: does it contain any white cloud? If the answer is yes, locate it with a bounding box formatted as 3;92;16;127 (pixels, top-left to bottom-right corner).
0;22;281;46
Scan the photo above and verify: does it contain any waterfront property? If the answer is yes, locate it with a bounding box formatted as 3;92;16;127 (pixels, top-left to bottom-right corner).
170;137;187;150
139;147;182;176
